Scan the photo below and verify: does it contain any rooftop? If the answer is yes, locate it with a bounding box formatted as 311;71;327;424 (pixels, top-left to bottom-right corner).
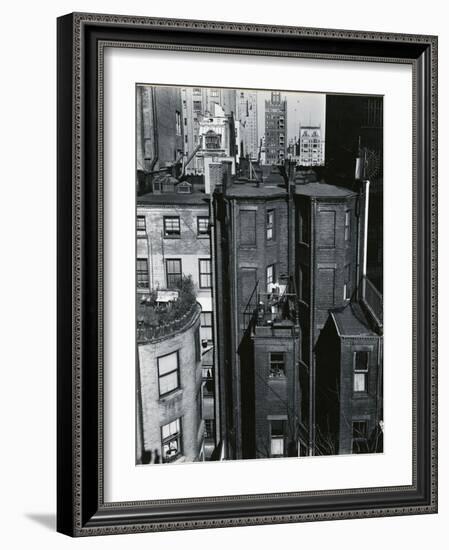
294;181;357;198
221;182;287;199
137;276;200;343
331;303;377;337
137;191;209;206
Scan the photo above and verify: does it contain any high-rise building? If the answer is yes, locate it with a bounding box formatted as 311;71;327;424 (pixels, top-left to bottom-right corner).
136;86;184;193
264;92;287;165
236;90;258;160
298;125;324;166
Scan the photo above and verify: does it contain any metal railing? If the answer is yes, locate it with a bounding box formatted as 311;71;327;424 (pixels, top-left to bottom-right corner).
137;303;200;343
361;276;383;328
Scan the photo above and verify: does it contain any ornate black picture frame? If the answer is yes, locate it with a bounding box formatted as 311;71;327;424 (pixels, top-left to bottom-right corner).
57;12;438;536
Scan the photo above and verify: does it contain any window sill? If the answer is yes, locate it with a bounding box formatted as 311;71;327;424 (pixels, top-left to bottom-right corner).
159;388;183;402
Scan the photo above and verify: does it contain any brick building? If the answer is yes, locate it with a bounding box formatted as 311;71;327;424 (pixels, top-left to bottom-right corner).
298;125;324;166
264;92;287;165
136;86;184;194
212;167;383;459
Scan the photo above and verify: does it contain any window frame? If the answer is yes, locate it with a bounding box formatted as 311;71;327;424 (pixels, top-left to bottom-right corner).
197;216;210;237
157;351;180;398
200;311;213;342
266;209;275;241
269;351;286;379
163;216;181;237
161;418;183;462
199;258;212;289
353;350;369;393
136;258;149;289
165;258;182;288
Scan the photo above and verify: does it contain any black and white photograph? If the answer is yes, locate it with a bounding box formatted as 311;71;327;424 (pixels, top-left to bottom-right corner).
135;85;383;465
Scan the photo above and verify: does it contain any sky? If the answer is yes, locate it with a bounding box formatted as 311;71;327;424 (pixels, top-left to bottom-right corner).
256;91;326;144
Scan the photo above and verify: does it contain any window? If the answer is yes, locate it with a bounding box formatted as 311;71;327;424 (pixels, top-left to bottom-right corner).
354;351;369;392
175;111;181;136
266;209;274;240
298;202;310;244
200;312;213;342
197;216;209;236
137;216;146;231
269;352;285;378
157;351;180;397
352;420;369;454
343;264;351;301
270;420;285;457
199;259;212;288
163;216;180;237
196;386;202;421
299;263;309;302
205;131;221;150
210;89;219;97
161;418;182;462
266;264;275;292
195;327;201;362
166;259;182;288
345;210;351;241
193;100;202;112
136;258;149;289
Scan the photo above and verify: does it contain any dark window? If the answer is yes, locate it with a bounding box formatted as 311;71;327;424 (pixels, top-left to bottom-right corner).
161;418;182;462
193;100;202;112
270;419;285;457
136;258;149;289
196;386;202;421
299;263;310;302
175;111;181;136
266;210;274;240
298;202;310;244
197;216;209;236
166;259;182;288
157;351;179;396
195;327;201;362
345;210;351;241
354;351;369;392
163;216;180;237
137;216;146;231
352;420;369;454
199;259;212;288
344;264;351;301
200;312;213;342
269;352;285;378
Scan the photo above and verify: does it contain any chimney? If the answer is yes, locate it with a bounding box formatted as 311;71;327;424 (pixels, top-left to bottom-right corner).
222;160;233;193
208;163;223;194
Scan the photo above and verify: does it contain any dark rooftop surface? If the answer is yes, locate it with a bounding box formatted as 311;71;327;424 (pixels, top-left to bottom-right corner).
224;183;287;199
137;192;209;205
331;303;377;337
295;181;357;198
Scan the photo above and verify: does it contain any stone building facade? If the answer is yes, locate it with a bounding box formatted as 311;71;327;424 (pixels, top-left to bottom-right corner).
137;304;204;463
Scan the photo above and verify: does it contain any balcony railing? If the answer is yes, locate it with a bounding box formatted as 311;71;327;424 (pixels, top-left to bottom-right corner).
361;276;383;329
137;303;200;343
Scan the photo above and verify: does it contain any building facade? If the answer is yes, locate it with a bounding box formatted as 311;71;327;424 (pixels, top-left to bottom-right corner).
236;90;259;160
137;297;204;464
136;86;184;193
212;169;383;460
264;92;287;165
298;125;324;166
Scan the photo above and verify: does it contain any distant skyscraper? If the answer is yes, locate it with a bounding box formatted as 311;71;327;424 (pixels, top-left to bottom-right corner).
298;125;324;166
236;90;258;160
264;92;287;165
